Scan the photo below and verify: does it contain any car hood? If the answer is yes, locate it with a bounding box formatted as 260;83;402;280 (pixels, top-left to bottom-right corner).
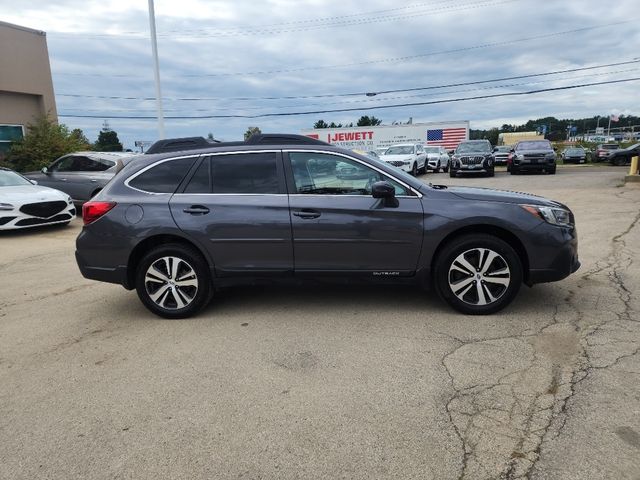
515;150;554;155
381;154;414;161
0;185;69;204
445;186;561;207
454;151;491;156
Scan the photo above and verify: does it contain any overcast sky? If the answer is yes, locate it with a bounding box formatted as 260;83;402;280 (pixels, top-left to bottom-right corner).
2;0;639;148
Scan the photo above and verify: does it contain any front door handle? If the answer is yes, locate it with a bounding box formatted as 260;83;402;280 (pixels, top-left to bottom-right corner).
183;205;210;215
293;209;321;219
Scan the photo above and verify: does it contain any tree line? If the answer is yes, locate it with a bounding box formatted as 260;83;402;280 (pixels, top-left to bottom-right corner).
2;116;124;172
470;115;640;144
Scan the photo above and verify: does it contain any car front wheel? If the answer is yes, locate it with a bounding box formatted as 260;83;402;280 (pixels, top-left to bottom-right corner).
135;243;212;319
434;234;522;315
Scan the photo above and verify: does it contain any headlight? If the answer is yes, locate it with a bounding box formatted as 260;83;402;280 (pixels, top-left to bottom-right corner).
521;205;573;227
0;203;14;211
67;196;73;204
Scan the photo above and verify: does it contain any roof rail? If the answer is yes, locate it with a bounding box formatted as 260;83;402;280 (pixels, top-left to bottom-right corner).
145;136;219;154
145;133;329;154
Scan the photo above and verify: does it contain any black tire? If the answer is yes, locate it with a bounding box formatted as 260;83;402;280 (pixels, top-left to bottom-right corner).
487;168;495;177
613;156;627;166
411;162;418;176
443;165;449;173
548;167;557;175
434;234;523;315
135;243;212;319
449;169;456;178
510;167;518;175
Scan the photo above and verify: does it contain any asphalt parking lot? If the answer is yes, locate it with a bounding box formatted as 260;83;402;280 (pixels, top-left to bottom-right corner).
1;166;639;480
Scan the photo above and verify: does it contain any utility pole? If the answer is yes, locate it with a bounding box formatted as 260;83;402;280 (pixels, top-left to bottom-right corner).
148;0;165;139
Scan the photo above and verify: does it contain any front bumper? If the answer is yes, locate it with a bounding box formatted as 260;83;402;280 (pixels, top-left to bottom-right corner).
527;223;580;284
512;161;555;171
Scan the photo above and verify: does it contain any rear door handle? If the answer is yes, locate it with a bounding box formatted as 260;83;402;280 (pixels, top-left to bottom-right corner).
293;209;321;219
183;205;210;215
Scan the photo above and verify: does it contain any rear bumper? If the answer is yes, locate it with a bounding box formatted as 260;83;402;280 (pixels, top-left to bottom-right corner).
76;250;130;288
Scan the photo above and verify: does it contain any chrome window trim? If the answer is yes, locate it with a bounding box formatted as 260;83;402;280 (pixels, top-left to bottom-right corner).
124;150;280;195
285;149;422;198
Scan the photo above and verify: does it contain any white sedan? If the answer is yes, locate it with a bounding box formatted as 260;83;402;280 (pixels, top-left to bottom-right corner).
0;167;76;230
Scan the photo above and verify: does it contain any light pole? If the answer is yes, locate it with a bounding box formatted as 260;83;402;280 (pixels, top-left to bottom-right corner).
148;0;165;139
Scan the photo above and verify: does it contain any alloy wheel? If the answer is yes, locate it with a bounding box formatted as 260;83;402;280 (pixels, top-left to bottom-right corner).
447;248;511;306
144;256;199;310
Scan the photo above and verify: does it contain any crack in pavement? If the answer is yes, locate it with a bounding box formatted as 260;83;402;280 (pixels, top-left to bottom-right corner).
440;204;640;479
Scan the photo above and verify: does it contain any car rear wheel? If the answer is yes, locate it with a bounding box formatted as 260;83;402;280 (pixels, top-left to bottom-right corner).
548;167;557;174
135;243;212;319
411;162;418;176
449;169;456;178
434;234;522;315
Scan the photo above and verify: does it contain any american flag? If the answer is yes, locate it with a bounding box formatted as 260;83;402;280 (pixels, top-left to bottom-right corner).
426;128;467;149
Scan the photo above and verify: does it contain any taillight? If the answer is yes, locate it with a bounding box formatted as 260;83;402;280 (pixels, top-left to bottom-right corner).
82;201;116;225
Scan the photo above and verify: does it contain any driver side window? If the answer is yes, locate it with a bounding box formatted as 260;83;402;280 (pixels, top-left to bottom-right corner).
50;156;76;172
288;152;410;196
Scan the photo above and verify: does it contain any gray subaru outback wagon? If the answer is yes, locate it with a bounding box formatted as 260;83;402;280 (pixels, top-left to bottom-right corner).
76;134;579;318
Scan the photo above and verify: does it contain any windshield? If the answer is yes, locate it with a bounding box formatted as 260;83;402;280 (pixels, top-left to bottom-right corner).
565;148;584;154
496;146;511;152
0;170;32;187
516;141;552;151
424;147;440;153
385;145;415;155
626;143;640;150
456;142;490;154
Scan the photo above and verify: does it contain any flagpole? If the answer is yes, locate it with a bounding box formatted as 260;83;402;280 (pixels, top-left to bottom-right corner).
607;116;612;138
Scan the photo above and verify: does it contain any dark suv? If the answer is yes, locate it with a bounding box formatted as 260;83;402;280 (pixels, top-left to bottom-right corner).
509;140;557;175
76;134;579;318
449;140;495;177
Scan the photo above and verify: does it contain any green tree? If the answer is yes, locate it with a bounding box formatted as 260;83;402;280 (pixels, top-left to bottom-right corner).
328;122;343;128
314;120;329;129
356;115;382;126
244;126;262;140
70;128;91;147
5;116;91;172
94;122;123;151
206;132;215;141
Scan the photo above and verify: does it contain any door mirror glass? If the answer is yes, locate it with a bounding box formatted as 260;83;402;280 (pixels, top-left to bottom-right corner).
41;166;49;174
371;181;396;199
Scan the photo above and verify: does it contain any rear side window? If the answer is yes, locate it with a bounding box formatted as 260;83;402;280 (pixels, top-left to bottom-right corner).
128;157;196;193
210;152;279;194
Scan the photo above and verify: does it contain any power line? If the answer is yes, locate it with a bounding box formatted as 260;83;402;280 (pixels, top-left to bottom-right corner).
56;59;640;102
57;76;640;120
57;67;640;114
52;19;637;79
48;0;518;39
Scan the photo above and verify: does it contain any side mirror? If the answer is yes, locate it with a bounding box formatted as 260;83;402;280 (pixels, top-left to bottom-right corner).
371;181;396;199
41;166;49;174
510;149;515;153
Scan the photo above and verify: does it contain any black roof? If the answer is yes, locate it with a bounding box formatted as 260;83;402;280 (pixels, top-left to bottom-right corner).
145;133;329;155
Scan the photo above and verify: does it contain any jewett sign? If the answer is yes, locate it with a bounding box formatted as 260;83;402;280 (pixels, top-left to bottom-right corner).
302;121;470;151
